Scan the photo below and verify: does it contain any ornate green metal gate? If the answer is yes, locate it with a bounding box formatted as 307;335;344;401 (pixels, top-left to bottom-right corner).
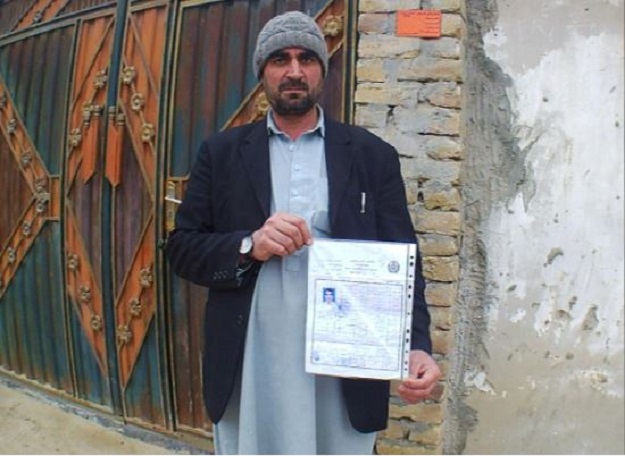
0;0;353;440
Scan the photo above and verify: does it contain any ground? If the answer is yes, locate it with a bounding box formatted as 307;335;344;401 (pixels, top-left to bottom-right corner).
0;377;205;454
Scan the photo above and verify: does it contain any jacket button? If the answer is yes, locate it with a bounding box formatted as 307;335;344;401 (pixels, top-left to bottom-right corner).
236;314;244;325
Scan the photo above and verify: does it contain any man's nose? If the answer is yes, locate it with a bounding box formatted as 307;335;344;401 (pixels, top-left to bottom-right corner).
286;59;304;77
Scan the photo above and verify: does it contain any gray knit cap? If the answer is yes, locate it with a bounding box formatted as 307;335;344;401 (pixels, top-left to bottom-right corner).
253;11;328;79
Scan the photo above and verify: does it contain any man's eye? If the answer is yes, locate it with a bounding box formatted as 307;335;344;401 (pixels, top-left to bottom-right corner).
271;57;286;65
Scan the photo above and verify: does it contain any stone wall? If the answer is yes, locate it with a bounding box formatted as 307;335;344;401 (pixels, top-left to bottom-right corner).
353;0;465;453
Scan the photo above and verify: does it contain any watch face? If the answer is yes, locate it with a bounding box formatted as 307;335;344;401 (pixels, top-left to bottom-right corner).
240;236;253;254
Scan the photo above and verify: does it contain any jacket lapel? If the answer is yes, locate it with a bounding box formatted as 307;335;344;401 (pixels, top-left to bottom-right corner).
240;122;271;218
325;119;352;229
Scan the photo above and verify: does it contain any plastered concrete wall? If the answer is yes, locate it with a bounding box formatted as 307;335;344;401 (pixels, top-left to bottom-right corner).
448;0;624;453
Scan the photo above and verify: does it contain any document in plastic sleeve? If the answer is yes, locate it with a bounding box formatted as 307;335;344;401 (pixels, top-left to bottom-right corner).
305;239;416;380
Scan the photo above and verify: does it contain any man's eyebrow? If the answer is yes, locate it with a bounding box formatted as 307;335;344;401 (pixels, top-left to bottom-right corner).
299;50;317;59
268;50;288;60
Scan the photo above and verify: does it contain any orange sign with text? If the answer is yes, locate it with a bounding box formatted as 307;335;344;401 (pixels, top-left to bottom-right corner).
397;10;442;38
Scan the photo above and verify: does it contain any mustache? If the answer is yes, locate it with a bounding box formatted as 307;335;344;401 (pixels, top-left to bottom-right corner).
278;81;309;91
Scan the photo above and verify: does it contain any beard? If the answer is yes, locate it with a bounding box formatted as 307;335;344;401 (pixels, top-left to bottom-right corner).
265;80;323;116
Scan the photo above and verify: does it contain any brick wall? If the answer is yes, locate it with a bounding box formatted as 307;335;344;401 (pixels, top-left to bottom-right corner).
353;0;465;453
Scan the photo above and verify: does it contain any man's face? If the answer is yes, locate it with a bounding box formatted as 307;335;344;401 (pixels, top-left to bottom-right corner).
260;48;324;116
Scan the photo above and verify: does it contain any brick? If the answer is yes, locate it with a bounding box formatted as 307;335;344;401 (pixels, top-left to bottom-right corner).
429;306;453;330
424;281;458;306
389;403;443;424
357;59;386;82
399;58;463;82
422;182;460;211
397;82;424;108
393;105;460;135
442;13;464;37
408;424;442;446
422;37;462;59
355;84;404;104
424;136;463;160
423;188;460;211
422;255;460;281
421;0;462;12
390;379;402;397
414;211;461;236
420;82;462;108
355;104;389;128
359;0;422;13
376;443;438;454
436;359;449;379
401;157;461;184
357;82;424;108
400;158;460;185
358;13;393;33
359;35;423;59
432;329;453;354
418;234;459;256
384;132;427;160
405;181;419;205
378;419;407;439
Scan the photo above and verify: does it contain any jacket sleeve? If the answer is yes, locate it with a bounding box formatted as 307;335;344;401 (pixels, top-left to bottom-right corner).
165;140;259;290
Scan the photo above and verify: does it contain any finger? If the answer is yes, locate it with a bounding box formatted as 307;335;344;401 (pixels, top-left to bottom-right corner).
273;213;312;245
252;228;288;259
410;359;441;380
274;223;305;251
402;369;440;391
257;230;296;257
400;378;431;394
291;217;313;245
397;384;433;404
397;382;436;401
255;213;313;259
275;222;314;253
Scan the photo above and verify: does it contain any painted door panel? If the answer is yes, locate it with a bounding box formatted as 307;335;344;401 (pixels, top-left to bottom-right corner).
65;11;116;410
108;2;170;427
164;0;348;435
0;25;74;395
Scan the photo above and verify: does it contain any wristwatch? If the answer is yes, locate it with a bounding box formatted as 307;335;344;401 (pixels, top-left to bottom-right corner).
239;235;254;261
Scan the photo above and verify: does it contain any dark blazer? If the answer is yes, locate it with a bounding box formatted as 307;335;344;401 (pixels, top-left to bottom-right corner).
166;117;432;433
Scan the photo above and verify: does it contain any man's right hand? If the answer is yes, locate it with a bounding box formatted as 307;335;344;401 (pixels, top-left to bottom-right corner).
250;212;313;261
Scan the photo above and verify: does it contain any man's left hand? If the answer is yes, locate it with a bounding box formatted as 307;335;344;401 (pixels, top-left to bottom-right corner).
397;350;442;404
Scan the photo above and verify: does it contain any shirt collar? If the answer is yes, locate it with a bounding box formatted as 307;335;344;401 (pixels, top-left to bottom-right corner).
266;105;326;138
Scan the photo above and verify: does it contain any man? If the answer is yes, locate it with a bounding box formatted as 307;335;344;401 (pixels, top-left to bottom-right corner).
166;10;441;454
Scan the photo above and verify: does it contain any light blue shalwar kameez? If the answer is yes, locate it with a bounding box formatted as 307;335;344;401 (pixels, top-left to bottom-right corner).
214;109;377;455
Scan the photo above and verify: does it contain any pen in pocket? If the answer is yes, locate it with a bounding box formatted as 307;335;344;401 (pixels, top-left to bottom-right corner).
360;192;366;213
